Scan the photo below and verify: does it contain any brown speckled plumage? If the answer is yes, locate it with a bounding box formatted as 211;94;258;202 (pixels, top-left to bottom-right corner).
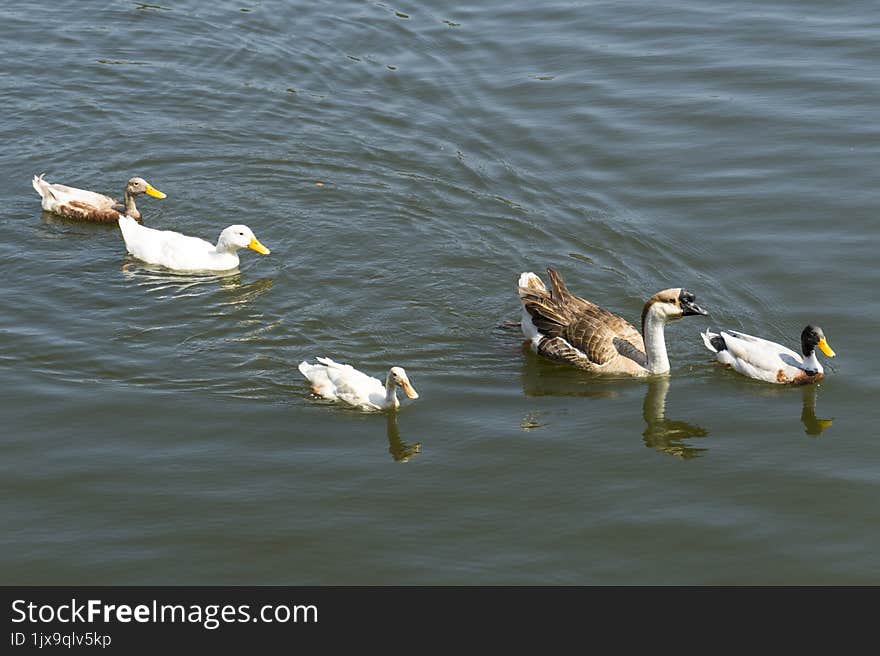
64;199;129;223
519;267;649;373
778;369;824;385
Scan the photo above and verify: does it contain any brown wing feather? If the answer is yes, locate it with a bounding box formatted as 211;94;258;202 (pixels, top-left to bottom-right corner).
520;295;574;337
546;266;596;313
560;316;619;365
66;200;123;223
536;336;594;369
523;267;648;369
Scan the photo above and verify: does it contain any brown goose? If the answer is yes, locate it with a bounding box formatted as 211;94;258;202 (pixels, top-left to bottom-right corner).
517;267;708;375
32;174;166;223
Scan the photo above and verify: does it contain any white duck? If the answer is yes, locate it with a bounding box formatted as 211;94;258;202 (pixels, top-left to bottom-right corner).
701;324;835;384
298;357;419;411
32;174;165;222
118;215;270;272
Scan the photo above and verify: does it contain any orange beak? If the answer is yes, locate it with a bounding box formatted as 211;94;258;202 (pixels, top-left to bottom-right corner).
401;379;419;399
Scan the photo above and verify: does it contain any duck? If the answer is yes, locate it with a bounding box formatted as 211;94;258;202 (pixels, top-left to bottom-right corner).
32;174;166;222
517;267;708;375
118;215;270;272
298;357;419;411
701;325;835;384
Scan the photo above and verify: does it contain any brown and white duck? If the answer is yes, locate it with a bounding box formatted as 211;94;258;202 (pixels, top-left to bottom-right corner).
32;174;166;223
701;325;835;384
517;267;708;375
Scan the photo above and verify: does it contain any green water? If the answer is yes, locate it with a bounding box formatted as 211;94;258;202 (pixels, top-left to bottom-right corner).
2;0;878;584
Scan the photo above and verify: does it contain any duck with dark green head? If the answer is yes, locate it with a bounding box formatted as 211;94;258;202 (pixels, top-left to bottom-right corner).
702;324;835;384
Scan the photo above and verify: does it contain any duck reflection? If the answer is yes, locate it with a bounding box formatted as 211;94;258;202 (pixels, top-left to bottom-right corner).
735;378;834;437
219;275;274;306
121;260;273;302
641;377;710;459
386;412;422;462
800;384;833;436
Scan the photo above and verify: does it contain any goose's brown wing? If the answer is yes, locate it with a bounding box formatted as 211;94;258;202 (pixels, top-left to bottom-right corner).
546;266;646;364
522;267;648;369
560;313;632;366
519;292;574;338
536;336;598;369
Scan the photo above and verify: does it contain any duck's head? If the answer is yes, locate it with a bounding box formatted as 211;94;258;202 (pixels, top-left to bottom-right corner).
642;288;708;326
217;225;271;255
802;325;835;358
389;367;419;399
126;177;166;199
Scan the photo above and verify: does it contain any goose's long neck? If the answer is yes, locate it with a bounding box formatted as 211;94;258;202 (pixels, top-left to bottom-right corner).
642;308;670;374
384;373;400;409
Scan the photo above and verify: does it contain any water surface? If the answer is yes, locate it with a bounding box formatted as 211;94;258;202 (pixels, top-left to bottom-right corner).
1;0;878;584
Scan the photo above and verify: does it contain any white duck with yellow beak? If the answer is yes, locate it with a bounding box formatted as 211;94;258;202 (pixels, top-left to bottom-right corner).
118;215;270;272
298;358;419;411
701;324;835;384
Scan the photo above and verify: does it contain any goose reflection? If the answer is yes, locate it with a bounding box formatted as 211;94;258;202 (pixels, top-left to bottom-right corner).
519;351;709;457
800;384;833;436
386;412;422;462
518;345;621;400
642;377;710;459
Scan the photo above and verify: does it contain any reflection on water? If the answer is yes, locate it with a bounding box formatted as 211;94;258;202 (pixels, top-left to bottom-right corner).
519;352;709;457
520;411;546;431
800;385;833;437
218;276;275;307
642;378;710;460
386;413;422;462
121;261;273;303
518;346;621;400
735;378;834;437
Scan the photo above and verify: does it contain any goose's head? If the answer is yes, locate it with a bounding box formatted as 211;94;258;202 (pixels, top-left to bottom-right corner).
126;177;166;199
389;367;419;399
217;225;271;255
802;325;835;358
642;288;708;326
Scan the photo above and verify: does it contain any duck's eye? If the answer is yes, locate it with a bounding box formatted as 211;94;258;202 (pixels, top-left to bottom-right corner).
239;232;244;236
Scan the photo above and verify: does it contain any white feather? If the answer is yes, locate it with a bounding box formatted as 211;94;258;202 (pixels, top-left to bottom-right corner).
118;215;269;272
298;358;418;411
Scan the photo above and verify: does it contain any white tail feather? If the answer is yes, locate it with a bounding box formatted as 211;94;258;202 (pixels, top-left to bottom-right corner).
297;361;316;379
32;174;54;201
517;271;546;297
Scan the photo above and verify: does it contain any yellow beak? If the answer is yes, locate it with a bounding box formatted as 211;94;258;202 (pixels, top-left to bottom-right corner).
401;380;419;399
248;237;270;255
817;337;835;358
144;183;167;199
